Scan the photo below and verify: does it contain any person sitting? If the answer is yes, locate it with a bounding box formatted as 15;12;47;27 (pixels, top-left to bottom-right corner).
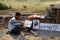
6;12;25;35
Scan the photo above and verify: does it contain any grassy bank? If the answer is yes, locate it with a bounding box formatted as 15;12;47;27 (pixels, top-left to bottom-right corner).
0;0;59;13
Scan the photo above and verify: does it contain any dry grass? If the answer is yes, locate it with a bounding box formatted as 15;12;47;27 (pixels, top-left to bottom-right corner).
0;0;60;13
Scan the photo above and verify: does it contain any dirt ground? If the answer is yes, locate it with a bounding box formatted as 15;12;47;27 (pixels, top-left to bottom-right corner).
0;27;60;40
0;10;60;40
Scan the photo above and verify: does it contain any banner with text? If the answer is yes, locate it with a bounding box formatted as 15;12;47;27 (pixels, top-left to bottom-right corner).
39;23;60;31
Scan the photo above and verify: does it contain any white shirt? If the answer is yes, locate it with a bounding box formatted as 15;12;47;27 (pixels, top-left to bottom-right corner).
8;17;18;31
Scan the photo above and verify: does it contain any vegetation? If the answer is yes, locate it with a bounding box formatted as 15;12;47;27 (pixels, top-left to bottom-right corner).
41;0;57;2
22;5;27;9
0;0;59;13
16;0;27;2
0;3;12;10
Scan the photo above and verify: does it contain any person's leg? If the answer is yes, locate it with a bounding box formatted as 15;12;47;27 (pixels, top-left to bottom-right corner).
26;27;30;32
10;27;20;35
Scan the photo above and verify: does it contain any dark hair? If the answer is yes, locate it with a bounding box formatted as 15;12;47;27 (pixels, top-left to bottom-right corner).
15;12;21;16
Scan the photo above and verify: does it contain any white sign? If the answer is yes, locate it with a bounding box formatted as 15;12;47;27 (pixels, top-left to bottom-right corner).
23;20;32;28
33;20;40;29
33;23;60;31
24;19;60;31
40;23;60;31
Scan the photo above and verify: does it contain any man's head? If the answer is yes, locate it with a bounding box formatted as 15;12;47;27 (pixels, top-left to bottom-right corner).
15;12;21;20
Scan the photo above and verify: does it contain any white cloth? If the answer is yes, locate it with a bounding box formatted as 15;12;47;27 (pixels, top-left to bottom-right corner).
8;17;18;31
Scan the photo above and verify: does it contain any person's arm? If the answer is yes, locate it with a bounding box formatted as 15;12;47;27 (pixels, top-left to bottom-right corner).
11;20;25;30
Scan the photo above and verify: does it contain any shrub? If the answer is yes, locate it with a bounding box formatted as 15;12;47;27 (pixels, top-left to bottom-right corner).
0;0;4;1
22;5;27;9
9;5;12;9
16;0;27;2
0;3;12;10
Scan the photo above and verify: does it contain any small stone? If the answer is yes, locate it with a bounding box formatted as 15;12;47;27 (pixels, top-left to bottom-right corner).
2;39;4;40
50;36;54;39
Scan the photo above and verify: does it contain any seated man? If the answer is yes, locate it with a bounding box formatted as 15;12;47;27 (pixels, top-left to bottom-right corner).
6;12;24;35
